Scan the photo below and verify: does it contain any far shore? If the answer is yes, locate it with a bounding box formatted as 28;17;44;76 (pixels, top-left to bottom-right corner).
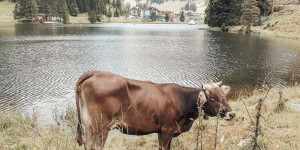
199;25;300;45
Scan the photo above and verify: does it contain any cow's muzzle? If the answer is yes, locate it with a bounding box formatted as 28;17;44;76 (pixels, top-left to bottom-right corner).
223;111;236;120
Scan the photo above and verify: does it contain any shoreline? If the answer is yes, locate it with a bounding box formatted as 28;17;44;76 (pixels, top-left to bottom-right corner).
199;26;300;46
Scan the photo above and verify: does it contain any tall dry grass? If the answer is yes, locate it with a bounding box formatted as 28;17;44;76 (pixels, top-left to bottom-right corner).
0;85;299;149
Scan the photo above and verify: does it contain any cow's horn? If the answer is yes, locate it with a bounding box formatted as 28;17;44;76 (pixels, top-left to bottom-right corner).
215;81;222;86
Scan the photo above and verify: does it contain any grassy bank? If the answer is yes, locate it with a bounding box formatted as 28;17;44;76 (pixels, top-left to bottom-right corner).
201;9;300;41
1;85;300;149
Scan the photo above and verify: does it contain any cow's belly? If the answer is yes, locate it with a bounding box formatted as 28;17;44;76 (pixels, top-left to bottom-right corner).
118;125;158;135
113;120;159;135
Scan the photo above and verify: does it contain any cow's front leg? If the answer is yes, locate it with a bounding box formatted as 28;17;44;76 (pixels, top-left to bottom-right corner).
158;131;173;150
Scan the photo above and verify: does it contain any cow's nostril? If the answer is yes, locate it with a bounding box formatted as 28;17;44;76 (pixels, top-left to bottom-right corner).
229;112;236;119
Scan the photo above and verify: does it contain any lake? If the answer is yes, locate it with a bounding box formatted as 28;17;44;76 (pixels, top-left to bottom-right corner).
0;23;299;123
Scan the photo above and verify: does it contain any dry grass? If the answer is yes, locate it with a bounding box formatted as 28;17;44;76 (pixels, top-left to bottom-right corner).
1;85;300;149
228;9;300;41
0;0;15;23
269;9;300;35
275;0;300;5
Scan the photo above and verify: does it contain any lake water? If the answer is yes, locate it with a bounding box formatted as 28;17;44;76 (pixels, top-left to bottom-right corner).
0;23;300;123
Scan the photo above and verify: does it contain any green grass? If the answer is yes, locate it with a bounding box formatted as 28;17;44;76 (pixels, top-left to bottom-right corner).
1;85;300;149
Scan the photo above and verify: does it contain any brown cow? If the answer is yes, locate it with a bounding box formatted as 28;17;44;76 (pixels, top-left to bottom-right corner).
75;71;235;150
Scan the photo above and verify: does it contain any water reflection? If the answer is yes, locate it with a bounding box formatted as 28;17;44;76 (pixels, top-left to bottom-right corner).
0;23;299;123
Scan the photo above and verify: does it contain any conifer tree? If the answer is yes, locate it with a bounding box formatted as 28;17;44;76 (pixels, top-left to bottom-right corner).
100;0;107;15
112;0;115;7
14;0;38;21
257;0;271;16
190;3;197;12
113;9;119;17
88;9;97;23
164;12;169;22
241;0;260;32
57;0;70;23
107;6;112;17
116;0;122;12
205;0;244;27
184;2;189;10
179;11;185;22
82;0;90;12
150;12;156;21
76;0;83;12
67;0;79;16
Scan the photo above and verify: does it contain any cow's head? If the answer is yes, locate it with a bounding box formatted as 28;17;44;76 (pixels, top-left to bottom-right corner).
198;81;235;120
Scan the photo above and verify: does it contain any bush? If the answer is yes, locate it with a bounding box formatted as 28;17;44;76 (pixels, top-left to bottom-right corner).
263;23;271;29
221;23;230;32
238;26;245;32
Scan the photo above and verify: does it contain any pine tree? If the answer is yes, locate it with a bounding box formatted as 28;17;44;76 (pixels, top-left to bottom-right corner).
88;9;97;23
164;12;169;22
116;0;122;12
107;6;112;17
82;0;90;12
100;0;107;15
76;0;83;12
113;9;119;17
150;12;156;21
179;11;185;22
49;0;58;20
57;0;70;23
67;0;79;16
190;3;197;12
14;0;38;21
241;0;260;32
257;0;271;16
112;0;115;7
226;0;243;25
205;0;244;27
184;2;189;10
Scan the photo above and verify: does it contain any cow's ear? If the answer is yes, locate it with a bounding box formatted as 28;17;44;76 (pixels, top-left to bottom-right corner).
221;85;231;95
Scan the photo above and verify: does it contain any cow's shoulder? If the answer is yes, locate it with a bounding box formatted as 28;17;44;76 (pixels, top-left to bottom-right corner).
158;83;184;96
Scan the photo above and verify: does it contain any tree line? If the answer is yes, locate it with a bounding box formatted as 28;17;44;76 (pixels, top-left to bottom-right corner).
13;0;124;23
205;0;272;32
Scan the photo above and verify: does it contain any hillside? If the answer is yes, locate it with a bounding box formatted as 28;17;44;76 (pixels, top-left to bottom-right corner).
124;0;207;13
0;0;15;23
243;9;300;40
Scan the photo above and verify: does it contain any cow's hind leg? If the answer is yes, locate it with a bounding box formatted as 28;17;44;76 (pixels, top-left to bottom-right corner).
158;132;173;150
84;128;109;150
89;115;111;150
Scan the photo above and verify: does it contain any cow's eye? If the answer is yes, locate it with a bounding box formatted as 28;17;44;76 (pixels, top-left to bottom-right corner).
210;96;216;101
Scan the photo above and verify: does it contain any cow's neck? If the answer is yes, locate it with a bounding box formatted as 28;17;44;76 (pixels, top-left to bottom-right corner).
182;86;201;114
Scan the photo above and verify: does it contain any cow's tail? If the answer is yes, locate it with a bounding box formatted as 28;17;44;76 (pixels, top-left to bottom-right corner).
75;71;97;146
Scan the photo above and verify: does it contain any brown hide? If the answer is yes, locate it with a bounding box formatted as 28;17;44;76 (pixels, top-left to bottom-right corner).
75;71;234;150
